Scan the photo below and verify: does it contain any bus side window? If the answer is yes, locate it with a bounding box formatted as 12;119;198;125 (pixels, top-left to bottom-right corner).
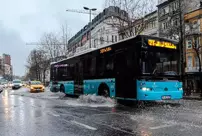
68;64;75;80
90;57;96;77
74;63;79;80
83;59;88;78
79;61;83;77
114;52;126;75
97;56;105;77
126;51;139;74
105;56;114;76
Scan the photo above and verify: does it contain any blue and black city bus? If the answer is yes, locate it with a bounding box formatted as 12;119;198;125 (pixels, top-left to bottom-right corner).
50;35;183;101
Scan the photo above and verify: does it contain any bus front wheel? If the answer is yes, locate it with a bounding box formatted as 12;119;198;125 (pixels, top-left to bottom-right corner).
60;85;65;93
98;84;109;97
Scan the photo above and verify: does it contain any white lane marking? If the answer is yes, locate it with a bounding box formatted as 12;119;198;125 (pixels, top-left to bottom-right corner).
93;121;136;135
70;120;97;131
149;124;175;130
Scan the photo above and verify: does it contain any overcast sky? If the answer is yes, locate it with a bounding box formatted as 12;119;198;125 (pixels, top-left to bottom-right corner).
0;0;104;76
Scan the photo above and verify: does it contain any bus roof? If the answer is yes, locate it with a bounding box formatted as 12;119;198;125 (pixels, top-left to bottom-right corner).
51;35;179;65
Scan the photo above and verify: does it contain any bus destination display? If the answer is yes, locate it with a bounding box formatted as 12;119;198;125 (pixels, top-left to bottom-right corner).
148;39;177;49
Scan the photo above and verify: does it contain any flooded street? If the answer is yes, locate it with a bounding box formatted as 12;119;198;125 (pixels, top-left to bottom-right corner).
1;88;202;136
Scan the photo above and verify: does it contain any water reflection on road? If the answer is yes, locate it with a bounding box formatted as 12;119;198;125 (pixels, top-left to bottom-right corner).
1;88;202;135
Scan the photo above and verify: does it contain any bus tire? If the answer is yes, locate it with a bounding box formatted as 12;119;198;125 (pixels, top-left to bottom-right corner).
98;83;109;97
60;85;65;93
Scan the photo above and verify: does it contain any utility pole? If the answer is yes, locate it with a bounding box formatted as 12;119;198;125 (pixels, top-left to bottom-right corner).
179;0;184;79
83;7;97;48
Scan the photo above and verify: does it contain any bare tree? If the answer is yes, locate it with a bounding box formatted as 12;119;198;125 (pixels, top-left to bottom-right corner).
60;23;72;56
104;0;156;39
26;49;42;80
26;49;50;83
39;32;63;62
39;24;71;61
26;23;72;83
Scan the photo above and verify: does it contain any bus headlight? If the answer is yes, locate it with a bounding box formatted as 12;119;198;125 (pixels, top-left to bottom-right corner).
141;87;152;91
178;87;183;91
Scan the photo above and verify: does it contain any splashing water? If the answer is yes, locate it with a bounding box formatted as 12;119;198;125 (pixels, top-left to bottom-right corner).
65;94;116;107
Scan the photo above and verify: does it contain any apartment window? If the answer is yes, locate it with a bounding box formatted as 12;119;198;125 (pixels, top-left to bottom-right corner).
100;37;104;45
174;2;179;11
145;23;148;29
151;21;154;28
187;56;193;67
162;22;166;29
195;56;199;67
115;36;117;42
94;39;96;46
186;40;192;49
161;8;166;16
169;4;173;12
112;35;114;43
107;36;109;43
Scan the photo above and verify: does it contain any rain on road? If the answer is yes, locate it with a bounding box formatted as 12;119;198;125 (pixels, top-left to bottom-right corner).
1;88;202;136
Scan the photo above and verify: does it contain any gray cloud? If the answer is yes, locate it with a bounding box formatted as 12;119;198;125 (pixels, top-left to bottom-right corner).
0;0;104;76
0;22;33;76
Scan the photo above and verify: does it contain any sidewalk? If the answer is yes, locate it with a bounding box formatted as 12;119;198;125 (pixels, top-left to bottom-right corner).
183;94;202;100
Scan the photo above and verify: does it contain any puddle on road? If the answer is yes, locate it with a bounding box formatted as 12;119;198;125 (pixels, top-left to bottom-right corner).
9;88;66;99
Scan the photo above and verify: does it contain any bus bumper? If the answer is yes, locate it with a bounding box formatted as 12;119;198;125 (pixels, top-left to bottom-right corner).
137;91;183;101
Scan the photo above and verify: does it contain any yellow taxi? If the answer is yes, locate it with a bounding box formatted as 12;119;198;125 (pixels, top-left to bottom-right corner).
29;81;45;93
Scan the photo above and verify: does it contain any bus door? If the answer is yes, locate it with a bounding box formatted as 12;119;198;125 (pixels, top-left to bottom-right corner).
115;50;136;98
74;60;84;95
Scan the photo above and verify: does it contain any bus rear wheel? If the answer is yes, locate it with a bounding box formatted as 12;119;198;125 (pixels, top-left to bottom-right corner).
60;85;65;93
98;84;109;97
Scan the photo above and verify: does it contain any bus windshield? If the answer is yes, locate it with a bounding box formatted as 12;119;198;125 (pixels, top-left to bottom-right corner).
141;50;178;76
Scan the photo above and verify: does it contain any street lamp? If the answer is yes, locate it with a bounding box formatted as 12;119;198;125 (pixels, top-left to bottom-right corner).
83;7;97;48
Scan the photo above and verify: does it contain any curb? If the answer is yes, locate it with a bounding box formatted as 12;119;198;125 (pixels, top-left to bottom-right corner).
183;96;202;100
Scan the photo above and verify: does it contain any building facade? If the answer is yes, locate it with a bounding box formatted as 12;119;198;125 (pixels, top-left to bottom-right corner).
0;54;13;80
142;11;159;36
157;0;181;40
3;54;11;65
185;7;202;73
157;0;200;40
67;6;128;55
118;10;158;40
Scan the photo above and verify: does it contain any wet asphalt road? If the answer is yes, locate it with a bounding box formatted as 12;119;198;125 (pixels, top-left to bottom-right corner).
1;88;202;136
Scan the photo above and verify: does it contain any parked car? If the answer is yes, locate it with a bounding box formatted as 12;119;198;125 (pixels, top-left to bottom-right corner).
11;80;23;90
29;81;45;93
2;82;8;88
0;83;4;93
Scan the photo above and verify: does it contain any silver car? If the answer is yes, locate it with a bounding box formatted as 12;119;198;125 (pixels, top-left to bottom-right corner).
0;83;4;93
